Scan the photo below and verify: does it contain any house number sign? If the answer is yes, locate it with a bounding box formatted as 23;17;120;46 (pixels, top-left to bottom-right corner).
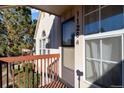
76;11;80;38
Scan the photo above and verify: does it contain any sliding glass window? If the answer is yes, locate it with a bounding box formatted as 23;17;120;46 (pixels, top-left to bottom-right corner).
84;5;124;35
84;11;100;35
101;6;124;32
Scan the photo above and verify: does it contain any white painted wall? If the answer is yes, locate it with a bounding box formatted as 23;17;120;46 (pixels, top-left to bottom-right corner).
34;11;62;84
34;11;59;55
35;12;55;39
73;6;84;88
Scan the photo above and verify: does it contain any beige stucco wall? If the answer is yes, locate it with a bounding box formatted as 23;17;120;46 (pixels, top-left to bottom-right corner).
63;47;74;70
61;7;75;87
61;6;86;88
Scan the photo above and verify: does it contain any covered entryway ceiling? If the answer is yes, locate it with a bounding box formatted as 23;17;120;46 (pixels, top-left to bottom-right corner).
31;5;74;16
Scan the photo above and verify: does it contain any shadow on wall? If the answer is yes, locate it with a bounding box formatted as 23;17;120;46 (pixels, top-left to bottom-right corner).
88;61;122;88
46;16;60;49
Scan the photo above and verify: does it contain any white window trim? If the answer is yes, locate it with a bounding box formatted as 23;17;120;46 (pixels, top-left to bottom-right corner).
84;31;123;87
84;79;101;88
83;5;124;88
86;57;119;64
84;29;124;40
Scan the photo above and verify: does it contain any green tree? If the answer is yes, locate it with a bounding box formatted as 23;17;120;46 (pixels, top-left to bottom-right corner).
0;6;37;57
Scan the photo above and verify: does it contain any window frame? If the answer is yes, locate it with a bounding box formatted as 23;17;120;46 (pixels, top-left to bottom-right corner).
84;10;100;35
83;5;124;35
61;17;75;47
85;33;123;87
84;5;99;15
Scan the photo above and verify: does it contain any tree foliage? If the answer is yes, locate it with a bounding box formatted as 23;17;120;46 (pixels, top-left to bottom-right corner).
0;6;37;57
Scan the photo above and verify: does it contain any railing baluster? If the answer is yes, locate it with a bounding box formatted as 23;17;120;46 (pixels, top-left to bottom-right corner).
46;58;48;85
28;62;30;88
32;60;34;88
12;63;15;88
55;58;57;81
48;58;50;83
42;59;44;86
0;62;2;88
50;57;52;82
40;59;42;87
37;59;38;88
51;57;54;81
44;58;46;85
6;63;9;88
23;62;26;88
18;62;20;88
56;58;59;80
54;57;56;81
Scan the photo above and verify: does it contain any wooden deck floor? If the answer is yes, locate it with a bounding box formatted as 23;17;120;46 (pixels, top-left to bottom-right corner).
41;80;67;88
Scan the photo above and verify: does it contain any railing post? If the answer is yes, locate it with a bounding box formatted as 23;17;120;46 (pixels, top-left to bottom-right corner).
0;62;2;88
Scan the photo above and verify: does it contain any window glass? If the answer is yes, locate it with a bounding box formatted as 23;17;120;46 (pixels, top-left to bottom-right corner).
102;62;122;87
84;5;99;14
85;36;122;87
86;39;100;59
86;60;100;83
43;49;46;54
84;11;100;35
62;18;75;46
102;36;122;62
101;6;124;32
40;49;42;55
39;40;41;48
43;39;45;48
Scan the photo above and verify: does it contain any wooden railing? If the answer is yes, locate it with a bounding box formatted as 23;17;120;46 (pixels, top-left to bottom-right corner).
0;54;60;88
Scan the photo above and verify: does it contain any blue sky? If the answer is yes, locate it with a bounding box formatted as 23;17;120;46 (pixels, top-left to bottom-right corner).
31;9;39;20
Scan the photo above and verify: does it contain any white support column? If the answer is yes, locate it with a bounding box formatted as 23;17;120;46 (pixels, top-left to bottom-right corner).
74;6;84;88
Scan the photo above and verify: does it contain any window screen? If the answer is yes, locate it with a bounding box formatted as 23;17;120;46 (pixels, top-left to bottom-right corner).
102;36;122;62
